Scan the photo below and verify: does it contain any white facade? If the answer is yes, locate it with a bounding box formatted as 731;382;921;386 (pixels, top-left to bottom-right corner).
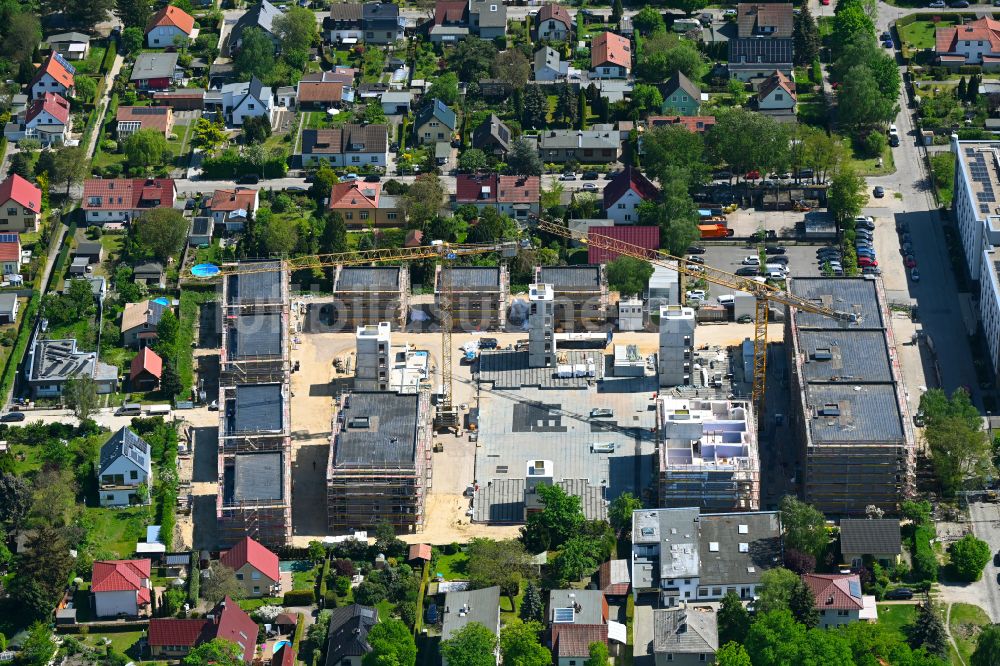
355;322;391;391
606;188;644;224
818;607;860;629
25;109;68;145
658;305;695;387
87;209;131;224
537;18;570;40
618;297;644;331
758;86;795;111
222;82;275;127
99;455;150;507
147;24;188;48
31;73;71;100
94;590;140;618
980;247;1000;377
592;64;627;79
528;283;555;368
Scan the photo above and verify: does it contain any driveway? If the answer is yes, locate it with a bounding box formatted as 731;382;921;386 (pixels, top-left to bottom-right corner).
632;603;655;666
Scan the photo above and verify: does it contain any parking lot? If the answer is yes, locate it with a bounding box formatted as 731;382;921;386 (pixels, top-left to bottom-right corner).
693;243;833;289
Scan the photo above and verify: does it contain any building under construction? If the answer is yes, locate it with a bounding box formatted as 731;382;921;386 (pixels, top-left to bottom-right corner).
327;391;432;534
535;265;609;331
656;397;760;512
331;266;410;330
435;265;509;331
219;262;290;384
785;278;916;515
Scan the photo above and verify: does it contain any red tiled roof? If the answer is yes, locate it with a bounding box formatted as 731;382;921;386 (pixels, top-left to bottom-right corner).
0;235;20;263
552;624;608;658
409;543;432;561
211;597;259;663
208;188;258;213
117;106;173;134
297;81;344;103
592;32;631;70
648;116;717;133
598;559;630;596
758;69;796;101
92;559;151;593
148;618;210;647
803;573;864;611
147;5;195;35
435;0;467;24
456;173;497;203
82;179;175;211
498;175;540;204
220;536;280;583
130;347;163;381
588;225;659;263
0;175;41;213
538;3;571;27
603;166;659;210
405;229;423;247
30;51;74;90
26;93;71;125
937;18;1000;53
329;181;380;209
272;644;296;666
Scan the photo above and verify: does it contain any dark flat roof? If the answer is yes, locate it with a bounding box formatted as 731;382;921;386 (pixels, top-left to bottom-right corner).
334;392;420;467
796;330;892;384
232;452;284;502
806;384;904;443
229;313;282;358
698;511;782;586
336;266;401;291
227;383;283;434
443;266;501;291
226;262;282;305
538;265;602;289
788;278;884;330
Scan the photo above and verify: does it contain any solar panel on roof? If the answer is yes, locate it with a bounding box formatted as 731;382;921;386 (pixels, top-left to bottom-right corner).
553;608;575;623
848;580;861;598
54;52;76;74
132;107;167;115
0;234;19;244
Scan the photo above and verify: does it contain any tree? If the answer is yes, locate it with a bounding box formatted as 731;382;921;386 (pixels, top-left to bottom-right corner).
135;208;187;262
973;625;1000;666
201;562;245;604
402;173;445;228
716;643;752;666
193;117;228;152
8;153;32;179
949;534;991;582
827;165;867;225
783;548;816;574
1;13;40;65
799;127;845;183
234;28;276;82
637;32;705;82
0;473;31;528
51;146;88;195
466;208;517;244
122;26;144;53
160;358;181;397
793;3;820;66
520;582;543;623
789;579;820;628
124;128;169;171
500;620;550;666
707;108;788;180
551;534;601;585
428;72;460;105
658;174;702;256
182;639;244;666
261;214;300;255
20;526;73;603
492;50;530;91
584;642;610;666
320;211;347;255
18;623;55;666
779;495;828;557
506;137;543;176
242;115;272;145
156;309;179;351
361;101;386;125
633;7;666;35
467;538;536;600
642;124;708;186
521;484;585;552
837;65;897;130
746;610;854;666
631;84;664;115
451;39;497;81
606;256;654;297
64;375;98;421
912;601;949;659
117;0;151;28
718;591;751;646
75;76;97;104
611;0;623;24
522;85;548;130
272;6;317;53
832;4;875;53
609;492;642;535
362;618;417;666
926;404;990;496
755;567;800;614
458;148;489;173
440;622;499;666
556;84;578;126
665;0;709;15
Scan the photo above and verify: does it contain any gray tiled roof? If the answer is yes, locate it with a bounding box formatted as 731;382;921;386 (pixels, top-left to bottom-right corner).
653;608;718;655
839;519;902;556
99;427;151;475
334;392;420;467
325;604;377;665
441;586;500;641
130;52;179;81
548;589;605;625
441;266;500;290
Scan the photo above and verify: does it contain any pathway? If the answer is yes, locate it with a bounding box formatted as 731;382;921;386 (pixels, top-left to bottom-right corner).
946;603;966;666
84;52;124;160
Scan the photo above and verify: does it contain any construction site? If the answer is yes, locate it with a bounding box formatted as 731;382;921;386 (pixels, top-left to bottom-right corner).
535;265;610;332
330;266;410;330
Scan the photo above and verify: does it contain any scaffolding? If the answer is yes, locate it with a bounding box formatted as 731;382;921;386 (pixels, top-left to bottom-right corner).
331;265;410;329
218;262;291;385
434;265;509;331
535;265;610;332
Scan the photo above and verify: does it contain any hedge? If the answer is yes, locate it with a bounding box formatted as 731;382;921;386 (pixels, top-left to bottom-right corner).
912;524;939;583
292;612;306;650
100;40;117;74
283;590;316;606
187;551;200;604
318;556;330;600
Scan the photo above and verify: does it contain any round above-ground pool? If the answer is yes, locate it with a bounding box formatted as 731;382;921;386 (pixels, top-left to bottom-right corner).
191;263;220;278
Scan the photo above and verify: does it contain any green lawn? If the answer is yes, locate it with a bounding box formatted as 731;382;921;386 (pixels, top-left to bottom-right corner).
898;18;958;51
98;233;125;259
238;596;283;612
292;563;319;591
499;587;524;626
433;551;468;580
73;45;108;76
950;603;990;665
845;136;896;176
11;442;45;476
931;151;956;206
80;629;145;658
176;287;216;398
84;505;150;559
876;602;917;638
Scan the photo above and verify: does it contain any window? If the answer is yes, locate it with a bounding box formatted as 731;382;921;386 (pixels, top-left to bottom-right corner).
700;655;707;662
251;571;261;580
838;610;849;616
130;470;138;480
345;212;353;219
253;586;260;593
236;572;244;580
775;93;783;101
666;655;673;662
618;203;626;209
247;103;255;110
387;212;397;220
371;156;378;162
352;156;360;162
6;208;15;215
360;211;369;220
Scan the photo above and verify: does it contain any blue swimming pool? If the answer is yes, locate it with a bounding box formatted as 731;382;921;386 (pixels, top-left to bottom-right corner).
278;560;311;573
191;263;220;278
153;297;170;306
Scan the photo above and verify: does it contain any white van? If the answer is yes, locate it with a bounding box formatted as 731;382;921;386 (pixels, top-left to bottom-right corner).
591;442;616;453
116;403;142;416
146;404;171;416
717;294;735;305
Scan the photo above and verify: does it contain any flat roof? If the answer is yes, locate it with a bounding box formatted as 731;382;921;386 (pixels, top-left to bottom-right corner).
478;350;602;389
226;262;282;305
229;313;282;358
441;266;501;291
335;266;401;291
442;586;500;641
697;511;781;586
334;392;421;467
796;330;893;383
957;142;1000;221
538;265;602;289
230;452;284;502
787;278;884;329
226;384;283;434
803;384;904;443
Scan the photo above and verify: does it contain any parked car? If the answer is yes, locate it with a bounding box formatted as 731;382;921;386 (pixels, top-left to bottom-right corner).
928;0;946;6
237;174;260;184
886;588;914;600
904;256;918;268
364;174;380;182
856;249;877;259
862;266;882;276
767;255;790;264
859;257;878;267
582;182;598;191
910;267;920;281
889;134;900;147
881;31;892;41
742;256;760;265
0;412;24;422
687;255;705;264
873;186;885;198
745;170;761;180
581;171;599;180
950;0;969;7
735;267;759;276
479;337;499;350
687;245;707;254
765;245;786;254
686;289;707;301
559;172;576;181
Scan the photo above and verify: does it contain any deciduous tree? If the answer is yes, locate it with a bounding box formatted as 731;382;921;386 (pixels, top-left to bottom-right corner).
440;622;498;666
234;28;276;82
200;562;245;604
973;624;1000;666
492;49;530;91
718;591;751;646
499;620;550;666
636;32;704;82
746;610;854;666
632;7;666;35
18;623;55;666
608;492;642;535
65;375;98;421
451;39;497;81
707;108;788;180
135;208;187;262
182;638;244;666
428;72;460;105
467;538;536;600
949;534;991;582
779;495;828;557
362;618;416;666
606;257;654;298
755;567;800;615
642;124;708;186
584;642;610;666
458;148;489;173
521;484;584;552
272;6;317;53
116;0;151;29
402;173;445;228
124;128;169;172
0;473;31;529
827;165;867;225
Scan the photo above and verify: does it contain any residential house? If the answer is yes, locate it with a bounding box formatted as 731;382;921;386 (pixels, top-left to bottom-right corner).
839;519;903;568
936;18;1000;69
92;559;152;617
44;32;90;60
148;597;258;661
0;293;19;324
553;624;610;666
728;2;794;82
430;0;470;43
802;573;875;629
29;51;75;100
603;166;659;224
455;174;540;220
363;3;405;45
470;0;507;40
380;91;412;114
130;52;180;90
6;92;72;146
599;559;631;598
737;2;794;38
661;72;702;116
413;99;457;145
121;299;167;348
325;4;364;44
593;79;633;103
324;604;378;666
538;128;621;164
756;70;796;117
82;178;177;224
0;234;21;277
0;174;41;232
130;347;163;391
134;262;165;288
153;89;207;110
146;5;195;48
220;536;281;598
297;80;344;109
221;77;275;126
472;114;512;157
591;32;631;79
299;124;389;168
442;587;501;666
647;115;716;134
25;337;119;397
548;589;612;666
652;607;718;666
231;0;282;52
190;216;213;246
534;46;569;82
116;106;175;139
630;508;783;604
74;241;104;264
205;188;260;231
276;85;296;107
273;645;295;666
98;427;152;506
534;3;572;41
328;181;402;228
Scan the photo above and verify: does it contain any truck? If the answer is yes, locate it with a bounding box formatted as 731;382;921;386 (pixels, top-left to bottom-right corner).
699;224;735;239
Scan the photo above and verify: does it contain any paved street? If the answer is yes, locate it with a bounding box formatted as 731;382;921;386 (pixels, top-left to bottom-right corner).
957;502;1000;621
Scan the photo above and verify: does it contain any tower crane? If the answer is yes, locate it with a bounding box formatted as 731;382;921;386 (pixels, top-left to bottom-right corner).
537;220;858;409
193;239;525;432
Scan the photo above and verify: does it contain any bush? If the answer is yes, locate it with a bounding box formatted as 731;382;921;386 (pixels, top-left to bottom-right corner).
864;131;887;158
334;576;351;596
912;524;939;583
333;559;355;577
283;590;316;606
397;602;416;629
187;553;200;605
949;533;991;582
